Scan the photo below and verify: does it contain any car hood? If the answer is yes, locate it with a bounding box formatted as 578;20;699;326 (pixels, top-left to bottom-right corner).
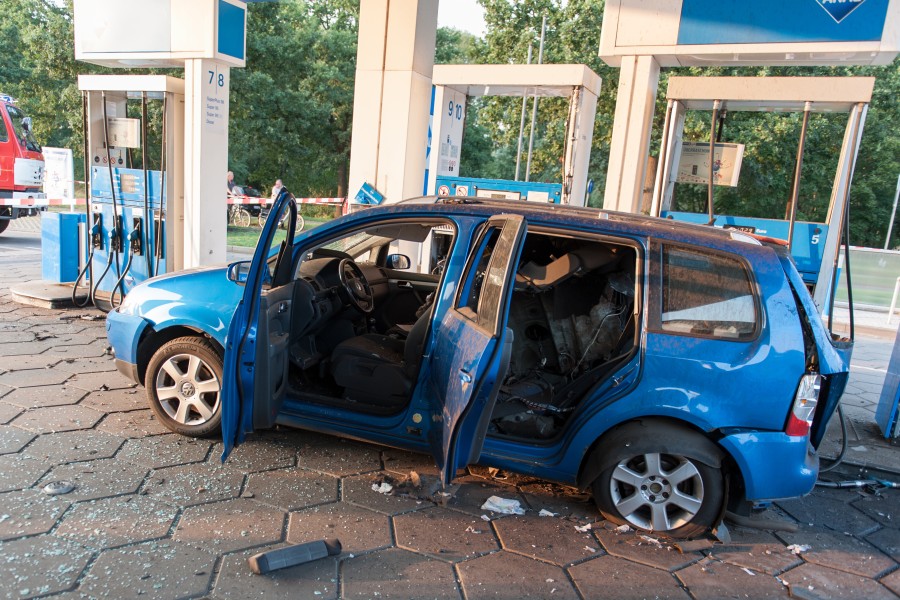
117;264;244;346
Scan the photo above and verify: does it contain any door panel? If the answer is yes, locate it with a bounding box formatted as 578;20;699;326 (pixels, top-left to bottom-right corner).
252;283;294;429
428;215;526;484
378;273;439;329
221;194;297;460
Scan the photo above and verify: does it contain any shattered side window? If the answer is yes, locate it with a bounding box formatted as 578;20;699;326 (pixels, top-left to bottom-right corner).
458;228;501;326
661;246;757;340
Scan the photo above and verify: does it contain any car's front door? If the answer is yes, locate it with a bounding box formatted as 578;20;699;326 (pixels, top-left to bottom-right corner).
221;192;298;459
428;215;526;484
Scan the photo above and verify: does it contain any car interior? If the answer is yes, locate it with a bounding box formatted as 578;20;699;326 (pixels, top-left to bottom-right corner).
260;217;640;442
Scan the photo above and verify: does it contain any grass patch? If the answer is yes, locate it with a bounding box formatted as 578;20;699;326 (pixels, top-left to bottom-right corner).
227;216;331;248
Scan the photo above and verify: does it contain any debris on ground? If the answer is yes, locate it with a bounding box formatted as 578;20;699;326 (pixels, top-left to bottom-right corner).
713;522;731;543
742;567;756;576
640;535;663;546
787;544;811;555
575;523;592;533
486;467;509;480
480;496;526;515
614;524;631;533
42;481;76;496
674;539;715;553
248;539;342;574
464;525;483;534
538;509;558;517
371;482;393;494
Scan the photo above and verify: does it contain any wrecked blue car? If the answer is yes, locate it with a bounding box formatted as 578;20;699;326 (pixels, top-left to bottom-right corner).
107;194;850;537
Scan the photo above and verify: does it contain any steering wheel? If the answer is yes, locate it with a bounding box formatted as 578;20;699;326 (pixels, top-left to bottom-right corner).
338;259;374;314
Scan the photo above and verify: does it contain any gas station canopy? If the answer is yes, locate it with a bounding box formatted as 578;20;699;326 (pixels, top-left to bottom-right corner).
665;76;876;113
432;64;602;98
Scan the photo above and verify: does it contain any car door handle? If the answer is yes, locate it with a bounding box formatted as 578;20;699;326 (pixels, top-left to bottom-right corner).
278;302;289;313
459;369;472;384
397;281;413;289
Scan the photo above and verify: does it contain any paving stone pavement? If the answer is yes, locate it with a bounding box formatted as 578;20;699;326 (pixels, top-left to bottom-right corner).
0;229;899;599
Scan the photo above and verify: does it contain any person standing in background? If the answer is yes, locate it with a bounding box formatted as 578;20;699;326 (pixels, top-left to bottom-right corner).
271;178;283;200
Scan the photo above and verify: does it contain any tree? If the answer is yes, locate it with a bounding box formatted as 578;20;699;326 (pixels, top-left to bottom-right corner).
0;0;85;180
451;0;899;246
229;1;359;197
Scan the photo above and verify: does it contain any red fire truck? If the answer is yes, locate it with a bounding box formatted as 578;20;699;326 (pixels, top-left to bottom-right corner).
0;94;44;235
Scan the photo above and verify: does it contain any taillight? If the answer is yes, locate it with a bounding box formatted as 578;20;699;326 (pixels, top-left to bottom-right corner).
786;374;821;437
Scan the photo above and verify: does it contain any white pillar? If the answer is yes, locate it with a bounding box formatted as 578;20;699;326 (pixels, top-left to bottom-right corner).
603;55;660;214
564;85;599;207
348;0;438;204
184;58;230;267
426;84;467;195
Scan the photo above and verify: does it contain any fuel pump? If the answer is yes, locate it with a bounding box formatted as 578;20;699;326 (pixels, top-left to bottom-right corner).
77;75;184;311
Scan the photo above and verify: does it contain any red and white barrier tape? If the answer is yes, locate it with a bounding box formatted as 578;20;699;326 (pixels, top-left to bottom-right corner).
227;195;346;205
0;198;87;206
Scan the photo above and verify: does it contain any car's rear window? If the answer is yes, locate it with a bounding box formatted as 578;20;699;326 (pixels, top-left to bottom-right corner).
661;246;757;340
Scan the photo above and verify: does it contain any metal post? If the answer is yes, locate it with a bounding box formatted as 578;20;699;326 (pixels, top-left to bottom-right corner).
889;277;900;325
525;15;546;183
514;45;532;182
886;172;900;250
707;100;721;225
787;102;812;252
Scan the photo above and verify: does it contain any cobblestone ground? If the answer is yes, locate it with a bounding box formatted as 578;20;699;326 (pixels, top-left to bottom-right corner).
0;226;898;599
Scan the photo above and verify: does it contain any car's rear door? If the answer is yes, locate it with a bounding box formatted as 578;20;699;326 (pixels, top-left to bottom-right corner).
427;215;526;484
221;193;297;459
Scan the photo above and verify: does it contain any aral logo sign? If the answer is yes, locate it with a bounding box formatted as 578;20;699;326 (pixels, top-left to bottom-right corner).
815;0;867;23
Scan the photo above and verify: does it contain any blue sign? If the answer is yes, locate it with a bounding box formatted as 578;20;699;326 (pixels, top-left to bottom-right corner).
678;0;890;44
354;182;385;205
217;0;246;61
816;0;867;23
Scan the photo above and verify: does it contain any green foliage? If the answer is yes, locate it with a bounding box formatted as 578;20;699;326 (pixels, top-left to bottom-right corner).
0;0;84;177
664;64;900;247
444;0;900;246
452;0;618;205
2;0;898;247
229;1;358;197
0;0;359;198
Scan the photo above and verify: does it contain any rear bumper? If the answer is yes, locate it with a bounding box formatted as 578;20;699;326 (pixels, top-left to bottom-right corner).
720;431;819;501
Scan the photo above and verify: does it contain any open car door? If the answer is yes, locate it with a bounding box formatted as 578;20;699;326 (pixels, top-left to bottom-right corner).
428;215;526;484
221;192;298;460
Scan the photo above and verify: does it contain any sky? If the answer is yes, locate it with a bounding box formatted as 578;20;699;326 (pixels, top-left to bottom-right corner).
437;0;487;37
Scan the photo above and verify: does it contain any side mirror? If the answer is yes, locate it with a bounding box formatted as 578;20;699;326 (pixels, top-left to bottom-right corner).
386;253;411;270
21;117;31;132
227;260;252;283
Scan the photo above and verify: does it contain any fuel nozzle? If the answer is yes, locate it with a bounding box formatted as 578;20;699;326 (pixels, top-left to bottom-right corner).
108;216;123;252
130;218;143;255
91;215;103;249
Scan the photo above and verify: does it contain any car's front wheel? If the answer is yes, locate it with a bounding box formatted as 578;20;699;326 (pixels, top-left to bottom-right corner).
591;424;725;539
145;336;222;438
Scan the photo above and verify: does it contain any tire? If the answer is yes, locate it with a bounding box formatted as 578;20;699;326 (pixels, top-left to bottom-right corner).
0;219;8;235
258;210;268;228
591;424;725;539
237;208;251;228
296;214;305;232
145;336;223;438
